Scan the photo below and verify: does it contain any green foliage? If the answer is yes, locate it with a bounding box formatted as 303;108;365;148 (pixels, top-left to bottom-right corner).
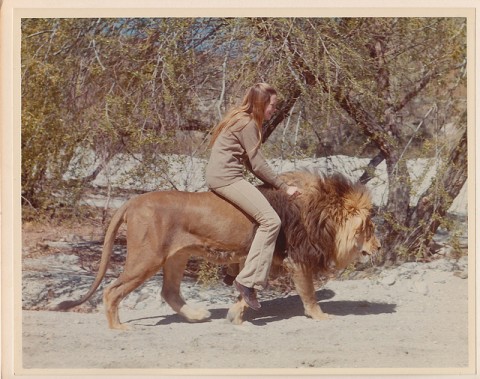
448;227;466;259
196;260;220;288
21;17;468;265
21;18;206;213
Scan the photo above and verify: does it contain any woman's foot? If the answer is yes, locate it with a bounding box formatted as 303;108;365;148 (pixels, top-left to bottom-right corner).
234;280;261;310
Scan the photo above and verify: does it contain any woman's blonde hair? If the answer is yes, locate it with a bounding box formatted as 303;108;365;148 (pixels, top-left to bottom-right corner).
209;83;277;148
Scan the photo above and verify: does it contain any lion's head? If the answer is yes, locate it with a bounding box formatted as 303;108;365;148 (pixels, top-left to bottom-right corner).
264;171;381;273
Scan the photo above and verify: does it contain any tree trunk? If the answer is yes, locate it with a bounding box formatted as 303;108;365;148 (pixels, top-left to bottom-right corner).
262;87;301;143
358;151;385;184
382;153;411;265
403;125;468;256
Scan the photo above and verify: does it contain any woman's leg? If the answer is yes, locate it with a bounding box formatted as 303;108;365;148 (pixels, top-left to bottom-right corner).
214;180;281;290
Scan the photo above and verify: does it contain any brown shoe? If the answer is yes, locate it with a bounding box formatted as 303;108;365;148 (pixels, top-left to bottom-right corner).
234;280;261;310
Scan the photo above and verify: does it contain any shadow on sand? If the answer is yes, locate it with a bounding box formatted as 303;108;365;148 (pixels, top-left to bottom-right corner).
126;288;396;327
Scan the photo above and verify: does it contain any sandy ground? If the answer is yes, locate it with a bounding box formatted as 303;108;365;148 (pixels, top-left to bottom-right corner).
18;156;471;376
21;257;472;375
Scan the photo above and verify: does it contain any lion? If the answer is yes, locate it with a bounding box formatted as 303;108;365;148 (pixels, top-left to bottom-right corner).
55;171;381;330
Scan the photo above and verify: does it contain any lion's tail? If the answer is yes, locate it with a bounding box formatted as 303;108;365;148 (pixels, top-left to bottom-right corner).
54;200;129;311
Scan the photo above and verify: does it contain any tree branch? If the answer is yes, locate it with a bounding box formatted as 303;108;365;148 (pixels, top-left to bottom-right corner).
394;70;438;113
262;87;302;143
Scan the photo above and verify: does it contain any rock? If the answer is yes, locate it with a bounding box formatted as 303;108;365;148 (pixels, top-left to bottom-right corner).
396;265;418;279
401;262;419;270
410;281;429;296
456;256;468;270
68;234;85;242
56;253;80;265
426;259;455;272
438;246;455;258
380;273;397;286
453;271;468;279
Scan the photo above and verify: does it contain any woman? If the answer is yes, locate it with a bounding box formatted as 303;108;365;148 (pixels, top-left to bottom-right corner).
205;83;300;310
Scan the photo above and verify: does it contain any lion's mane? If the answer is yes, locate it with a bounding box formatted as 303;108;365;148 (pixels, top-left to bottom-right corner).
259;171;373;274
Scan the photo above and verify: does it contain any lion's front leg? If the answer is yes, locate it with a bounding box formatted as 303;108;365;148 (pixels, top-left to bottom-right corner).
290;263;330;320
226;297;248;325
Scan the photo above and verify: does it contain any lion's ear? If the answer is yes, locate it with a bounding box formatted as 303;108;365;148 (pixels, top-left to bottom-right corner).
343;196;361;216
344;188;372;215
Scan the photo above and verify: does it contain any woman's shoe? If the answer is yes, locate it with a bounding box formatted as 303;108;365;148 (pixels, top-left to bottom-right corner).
234;280;261;310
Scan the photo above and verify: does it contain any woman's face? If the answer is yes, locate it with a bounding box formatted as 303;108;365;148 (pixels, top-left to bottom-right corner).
263;94;277;121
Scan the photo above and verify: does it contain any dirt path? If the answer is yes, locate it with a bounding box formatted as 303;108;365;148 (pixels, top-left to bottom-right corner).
21;257;471;374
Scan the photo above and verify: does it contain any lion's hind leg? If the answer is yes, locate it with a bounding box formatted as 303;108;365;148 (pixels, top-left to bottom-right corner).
103;265;160;330
103;244;165;330
161;252;211;322
103;277;131;330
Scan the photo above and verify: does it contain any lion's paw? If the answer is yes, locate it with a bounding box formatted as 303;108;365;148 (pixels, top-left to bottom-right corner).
226;309;243;325
180;305;211;322
311;313;332;320
110;322;131;331
305;307;331;320
226;300;247;325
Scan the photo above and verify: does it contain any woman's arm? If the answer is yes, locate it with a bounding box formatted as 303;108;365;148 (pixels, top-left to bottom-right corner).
235;120;300;196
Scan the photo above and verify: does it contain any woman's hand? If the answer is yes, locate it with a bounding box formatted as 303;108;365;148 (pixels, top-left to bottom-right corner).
286;185;301;198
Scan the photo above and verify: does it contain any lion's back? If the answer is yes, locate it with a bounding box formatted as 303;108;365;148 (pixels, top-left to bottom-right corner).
123;189;254;244
123;190;217;221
